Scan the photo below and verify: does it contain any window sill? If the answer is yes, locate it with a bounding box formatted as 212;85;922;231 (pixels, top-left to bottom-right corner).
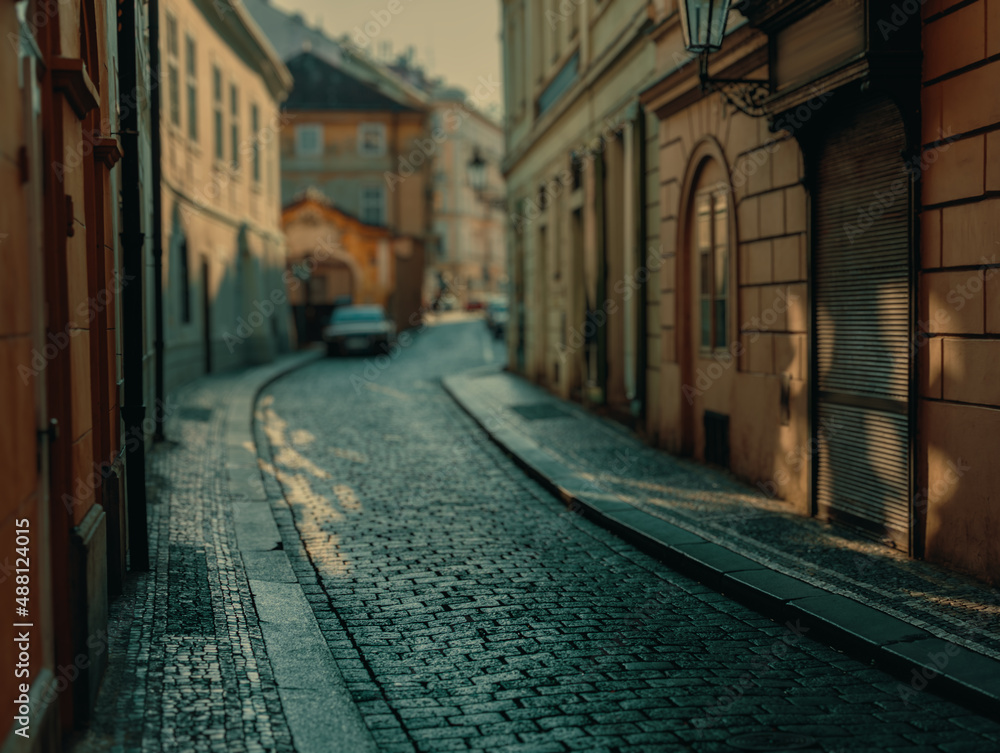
699;347;735;360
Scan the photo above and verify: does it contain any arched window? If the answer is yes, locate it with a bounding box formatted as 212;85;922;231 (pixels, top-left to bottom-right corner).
695;187;729;351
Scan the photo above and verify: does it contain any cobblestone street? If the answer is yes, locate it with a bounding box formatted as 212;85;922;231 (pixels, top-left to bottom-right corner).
242;318;1000;753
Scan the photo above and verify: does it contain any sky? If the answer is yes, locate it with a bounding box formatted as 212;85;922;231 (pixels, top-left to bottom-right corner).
270;0;504;115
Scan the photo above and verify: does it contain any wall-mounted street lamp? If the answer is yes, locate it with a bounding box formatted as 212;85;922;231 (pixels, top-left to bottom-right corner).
466;149;507;210
466;149;506;292
467;149;488;194
678;0;770;117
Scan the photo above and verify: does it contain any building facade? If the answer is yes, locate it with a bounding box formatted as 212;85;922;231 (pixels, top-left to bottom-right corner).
242;3;435;333
428;97;508;307
917;0;1000;581
282;191;425;338
276;49;431;239
2;0;153;746
157;0;293;396
502;0;660;414
504;0;999;583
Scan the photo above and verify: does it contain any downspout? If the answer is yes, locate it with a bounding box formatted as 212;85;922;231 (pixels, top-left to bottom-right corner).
392;112;400;232
635;110;647;423
150;0;165;441
594;150;607;401
117;0;149;570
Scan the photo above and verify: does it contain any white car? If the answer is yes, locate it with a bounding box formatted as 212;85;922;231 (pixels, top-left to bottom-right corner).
323;305;396;356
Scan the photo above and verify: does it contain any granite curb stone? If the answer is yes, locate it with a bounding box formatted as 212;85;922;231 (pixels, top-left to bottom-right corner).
442;370;1000;720
225;349;379;753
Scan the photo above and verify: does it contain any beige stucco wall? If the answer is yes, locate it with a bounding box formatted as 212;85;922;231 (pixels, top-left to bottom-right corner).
159;0;290;394
502;0;657;404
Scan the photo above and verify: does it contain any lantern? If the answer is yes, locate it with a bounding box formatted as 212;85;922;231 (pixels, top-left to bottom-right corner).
679;0;732;53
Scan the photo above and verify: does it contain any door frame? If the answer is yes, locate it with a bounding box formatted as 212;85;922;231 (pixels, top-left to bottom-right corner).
202;258;212;373
675;136;736;458
802;91;920;553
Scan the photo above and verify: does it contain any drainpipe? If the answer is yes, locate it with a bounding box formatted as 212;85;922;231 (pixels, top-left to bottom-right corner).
635;110;647;422
150;0;165;441
117;0;150;570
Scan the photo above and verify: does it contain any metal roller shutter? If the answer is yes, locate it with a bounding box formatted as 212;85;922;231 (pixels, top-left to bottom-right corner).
814;97;912;550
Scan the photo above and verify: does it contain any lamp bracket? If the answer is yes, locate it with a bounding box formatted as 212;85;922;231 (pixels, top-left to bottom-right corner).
698;51;771;118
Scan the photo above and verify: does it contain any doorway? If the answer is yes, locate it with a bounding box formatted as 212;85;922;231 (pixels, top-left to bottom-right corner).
680;156;734;466
202;259;212;373
812;97;912;549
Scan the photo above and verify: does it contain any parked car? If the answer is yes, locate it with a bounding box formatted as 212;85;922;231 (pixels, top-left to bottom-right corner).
465;296;486;312
323;304;395;356
484;299;509;339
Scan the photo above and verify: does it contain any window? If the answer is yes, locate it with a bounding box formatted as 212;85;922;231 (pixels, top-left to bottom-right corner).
185;36;197;141
360;186;385;226
251;104;260;182
548;0;559;62
212;66;223;160
357;123;386;157
514;6;526;115
697;189;729;350
166;14;180;127
230;84;239;169
533;2;544;82
295;124;323;157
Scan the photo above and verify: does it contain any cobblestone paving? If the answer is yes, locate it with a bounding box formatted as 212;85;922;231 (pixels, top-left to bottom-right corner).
448;371;1000;664
74;375;294;753
258;320;1000;753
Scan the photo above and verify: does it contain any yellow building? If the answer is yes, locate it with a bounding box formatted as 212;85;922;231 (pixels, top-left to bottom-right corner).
276;49;432;242
502;0;660;420
158;0;293;394
282;191;425;338
503;0;998;583
640;0;1000;580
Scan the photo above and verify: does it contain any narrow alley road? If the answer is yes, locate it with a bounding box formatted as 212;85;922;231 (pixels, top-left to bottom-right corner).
253;319;1000;753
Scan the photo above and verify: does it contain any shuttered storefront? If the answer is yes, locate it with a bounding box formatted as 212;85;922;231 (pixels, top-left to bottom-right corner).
813;97;912;549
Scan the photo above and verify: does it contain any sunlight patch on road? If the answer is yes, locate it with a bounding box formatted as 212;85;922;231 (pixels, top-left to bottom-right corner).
290;429;316;445
334;484;362;511
274;446;332;479
255;401;357;577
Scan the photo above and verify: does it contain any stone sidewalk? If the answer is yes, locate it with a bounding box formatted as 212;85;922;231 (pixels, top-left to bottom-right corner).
71;349;375;753
443;368;1000;716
